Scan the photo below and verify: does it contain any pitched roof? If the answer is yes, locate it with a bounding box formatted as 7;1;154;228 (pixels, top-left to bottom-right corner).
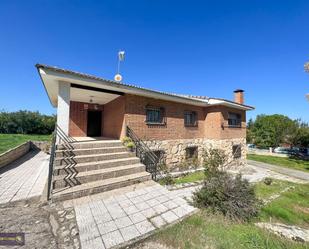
36;64;254;110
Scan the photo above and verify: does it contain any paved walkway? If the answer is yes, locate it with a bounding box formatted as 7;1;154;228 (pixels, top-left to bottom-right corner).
248;160;309;182
0;150;49;204
63;181;197;249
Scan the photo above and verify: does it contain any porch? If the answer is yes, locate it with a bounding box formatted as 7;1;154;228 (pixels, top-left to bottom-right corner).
56;82;126;142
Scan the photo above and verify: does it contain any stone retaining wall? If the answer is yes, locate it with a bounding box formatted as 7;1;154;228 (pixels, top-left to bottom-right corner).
144;138;247;170
0;142;31;169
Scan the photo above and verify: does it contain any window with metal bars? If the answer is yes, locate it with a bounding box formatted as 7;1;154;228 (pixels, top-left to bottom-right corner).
232;144;241;159
228;113;242;127
184;111;198;127
185;146;198;159
145;106;165;125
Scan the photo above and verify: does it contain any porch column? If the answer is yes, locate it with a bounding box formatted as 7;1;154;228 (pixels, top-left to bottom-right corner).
57;81;71;139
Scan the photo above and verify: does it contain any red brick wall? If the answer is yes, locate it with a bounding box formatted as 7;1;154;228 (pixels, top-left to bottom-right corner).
68;95;247;140
124;94;247;140
103;96;126;139
69;101;104;137
124;94;206;140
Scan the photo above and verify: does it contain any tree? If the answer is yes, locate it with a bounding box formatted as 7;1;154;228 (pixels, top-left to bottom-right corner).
0;110;55;135
249;114;298;148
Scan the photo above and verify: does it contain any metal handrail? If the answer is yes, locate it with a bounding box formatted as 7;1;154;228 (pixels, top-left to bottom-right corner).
126;126;160;180
47;129;57;200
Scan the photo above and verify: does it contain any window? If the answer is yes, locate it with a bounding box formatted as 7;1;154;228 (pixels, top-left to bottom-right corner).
228;113;241;127
146;106;165;124
184;111;198;127
232;144;241;159
186;146;198;159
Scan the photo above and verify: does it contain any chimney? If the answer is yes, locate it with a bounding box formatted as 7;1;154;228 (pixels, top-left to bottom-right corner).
234;89;244;104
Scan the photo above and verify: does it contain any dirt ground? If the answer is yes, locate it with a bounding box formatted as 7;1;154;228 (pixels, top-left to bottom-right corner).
0;201;80;249
0;202;57;249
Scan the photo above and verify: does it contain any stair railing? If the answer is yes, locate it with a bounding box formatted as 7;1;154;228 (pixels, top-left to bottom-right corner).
47;128;57;200
126;126;161;180
47;125;77;200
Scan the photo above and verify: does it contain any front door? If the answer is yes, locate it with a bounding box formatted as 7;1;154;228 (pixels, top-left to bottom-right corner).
87;111;102;137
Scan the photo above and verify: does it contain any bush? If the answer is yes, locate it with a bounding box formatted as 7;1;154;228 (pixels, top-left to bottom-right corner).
158;163;175;185
0;110;55;135
193;172;260;221
203;148;228;176
121;136;132;145
263;177;273;185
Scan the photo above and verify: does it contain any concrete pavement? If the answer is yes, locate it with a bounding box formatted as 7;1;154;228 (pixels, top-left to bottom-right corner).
247;160;309;182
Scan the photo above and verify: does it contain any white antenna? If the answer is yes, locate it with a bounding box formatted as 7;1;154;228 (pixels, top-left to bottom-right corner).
115;50;125;82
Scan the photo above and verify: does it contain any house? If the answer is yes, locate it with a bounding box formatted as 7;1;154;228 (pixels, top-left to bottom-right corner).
37;64;254;169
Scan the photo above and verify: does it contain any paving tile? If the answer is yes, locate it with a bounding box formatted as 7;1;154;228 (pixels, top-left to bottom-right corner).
146;198;161;207
163;200;178;209
101;230;124;249
180;204;197;215
79;225;100;242
124;205;139;215
141;208;157;218
161;210;179;223
156;195;169;203
172;206;189;218
120;225;140;241
98;220;118;235
130;195;144;204
135;201;150;211
115;216;133;229
118;198;133;208
135;220;155;235
129;212;146;223
80;236;105;249
172;197;187;206
150;215;167;228
153;204;168;214
94;212;113;224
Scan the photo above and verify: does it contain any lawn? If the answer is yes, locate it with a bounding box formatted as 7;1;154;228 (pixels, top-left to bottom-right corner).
0;134;51;154
141;178;309;249
173;171;204;184
148;211;307;249
248;154;309;172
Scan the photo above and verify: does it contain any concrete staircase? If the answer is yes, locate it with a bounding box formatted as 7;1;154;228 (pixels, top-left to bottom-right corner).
51;140;151;202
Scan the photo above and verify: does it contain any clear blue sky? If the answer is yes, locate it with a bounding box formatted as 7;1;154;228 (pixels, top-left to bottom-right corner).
0;0;308;122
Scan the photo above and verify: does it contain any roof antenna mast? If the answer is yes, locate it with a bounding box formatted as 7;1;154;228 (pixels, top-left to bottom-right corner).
114;50;125;82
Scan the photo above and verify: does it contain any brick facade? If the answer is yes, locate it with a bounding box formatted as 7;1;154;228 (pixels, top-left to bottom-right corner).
69;101;104;137
124;94;246;140
103;96;126;139
69;95;246;141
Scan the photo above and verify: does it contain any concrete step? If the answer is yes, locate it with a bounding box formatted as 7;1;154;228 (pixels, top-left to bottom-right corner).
54;152;135;166
55;146;127;157
52;172;152;202
53;157;141;175
53;164;146;189
57;140;122;150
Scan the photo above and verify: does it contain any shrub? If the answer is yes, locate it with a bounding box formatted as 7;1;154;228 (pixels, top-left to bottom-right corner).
263;177;273;185
203;148;228;176
193;172;260;221
158;163;175;185
121;136;132;145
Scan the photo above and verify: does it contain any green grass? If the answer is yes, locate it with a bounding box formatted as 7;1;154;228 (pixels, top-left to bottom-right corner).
0;134;51;154
259;182;309;228
173;171;204;184
254;179;295;199
141;179;309;249
248;154;309;172
148;210;308;249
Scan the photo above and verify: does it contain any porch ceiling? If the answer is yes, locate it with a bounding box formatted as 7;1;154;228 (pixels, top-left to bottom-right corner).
70;87;120;105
